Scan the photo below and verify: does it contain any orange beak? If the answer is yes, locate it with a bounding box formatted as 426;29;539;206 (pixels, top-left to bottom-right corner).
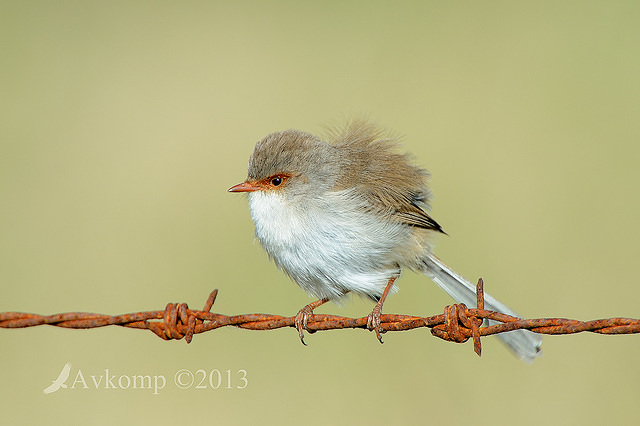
228;181;261;193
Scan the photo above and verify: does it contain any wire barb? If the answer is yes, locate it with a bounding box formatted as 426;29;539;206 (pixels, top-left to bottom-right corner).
2;280;639;357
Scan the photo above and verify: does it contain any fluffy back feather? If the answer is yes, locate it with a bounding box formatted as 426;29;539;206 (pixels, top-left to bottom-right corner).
329;119;443;232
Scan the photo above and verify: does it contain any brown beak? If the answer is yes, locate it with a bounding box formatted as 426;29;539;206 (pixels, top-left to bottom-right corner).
228;181;261;193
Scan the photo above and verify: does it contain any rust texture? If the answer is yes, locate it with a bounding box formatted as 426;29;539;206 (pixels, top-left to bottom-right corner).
2;280;638;356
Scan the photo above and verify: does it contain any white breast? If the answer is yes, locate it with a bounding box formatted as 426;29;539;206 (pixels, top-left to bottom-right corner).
247;189;408;300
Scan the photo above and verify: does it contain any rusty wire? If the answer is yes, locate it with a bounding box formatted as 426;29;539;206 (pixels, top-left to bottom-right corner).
1;279;639;357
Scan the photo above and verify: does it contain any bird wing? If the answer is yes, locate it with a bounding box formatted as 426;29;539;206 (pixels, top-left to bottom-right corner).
58;362;72;382
365;187;445;233
392;205;444;232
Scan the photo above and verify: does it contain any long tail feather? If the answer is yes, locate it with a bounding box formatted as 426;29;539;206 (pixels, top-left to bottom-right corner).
422;253;542;362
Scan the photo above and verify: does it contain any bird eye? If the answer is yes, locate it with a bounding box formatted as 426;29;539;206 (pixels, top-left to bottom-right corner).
271;177;282;186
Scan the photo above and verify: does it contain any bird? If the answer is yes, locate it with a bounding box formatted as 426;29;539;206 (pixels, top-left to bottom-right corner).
228;118;542;361
43;362;72;394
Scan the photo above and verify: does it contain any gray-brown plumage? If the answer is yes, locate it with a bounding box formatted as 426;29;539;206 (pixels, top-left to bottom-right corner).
248;119;443;232
230;119;542;361
329;120;443;232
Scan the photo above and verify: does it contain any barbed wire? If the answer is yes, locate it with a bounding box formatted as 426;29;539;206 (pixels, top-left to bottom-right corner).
1;279;639;357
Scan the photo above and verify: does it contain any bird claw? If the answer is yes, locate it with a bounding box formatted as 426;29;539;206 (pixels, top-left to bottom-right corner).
294;306;314;345
293;298;329;345
367;306;384;344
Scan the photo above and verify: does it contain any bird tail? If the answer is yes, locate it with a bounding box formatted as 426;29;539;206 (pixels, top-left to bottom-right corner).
421;253;542;362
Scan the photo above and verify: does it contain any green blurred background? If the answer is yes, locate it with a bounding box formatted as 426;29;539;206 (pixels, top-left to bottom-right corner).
2;1;639;424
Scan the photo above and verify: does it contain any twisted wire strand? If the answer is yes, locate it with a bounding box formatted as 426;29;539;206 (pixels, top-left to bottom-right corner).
2;281;638;356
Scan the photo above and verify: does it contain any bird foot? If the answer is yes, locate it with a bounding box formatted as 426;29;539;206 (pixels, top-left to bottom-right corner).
367;305;384;344
294;306;314;345
294;298;329;345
